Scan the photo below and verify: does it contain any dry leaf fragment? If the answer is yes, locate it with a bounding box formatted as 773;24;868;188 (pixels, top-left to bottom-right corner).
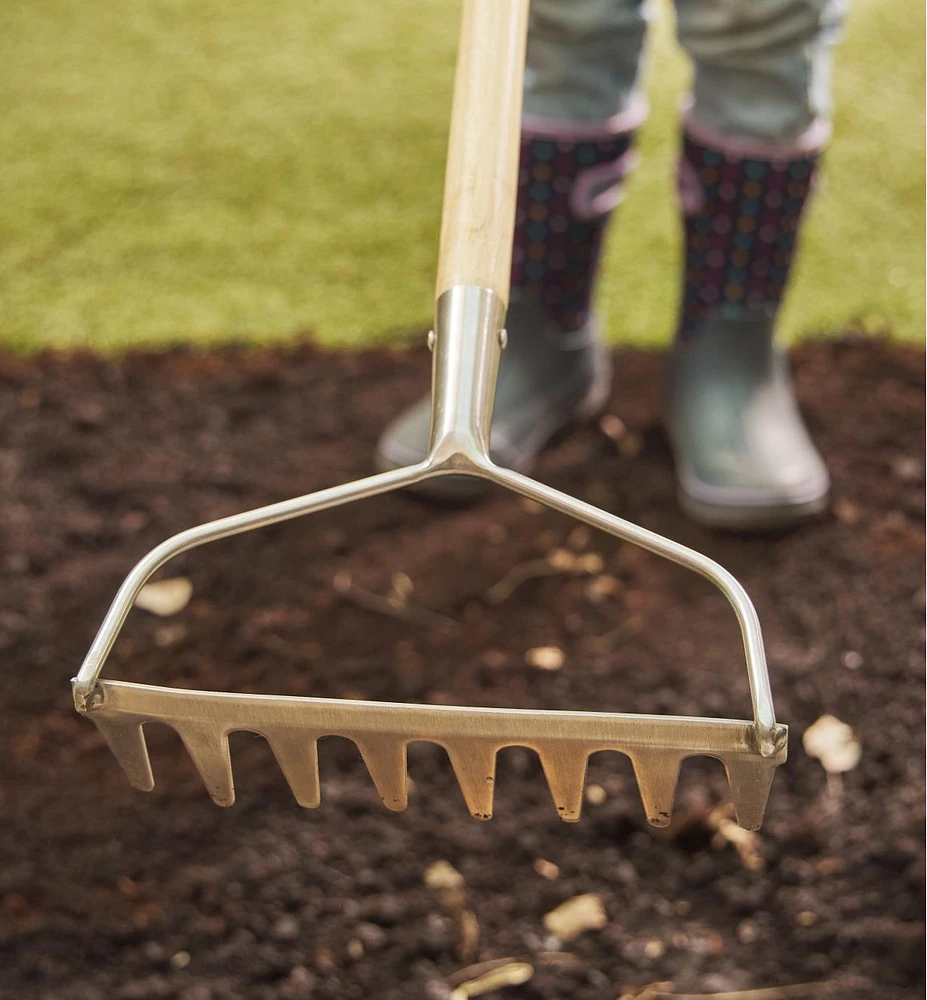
135;578;193;617
526;646;564;671
450;961;534;999
802;715;861;774
707;804;764;871
543;893;607;941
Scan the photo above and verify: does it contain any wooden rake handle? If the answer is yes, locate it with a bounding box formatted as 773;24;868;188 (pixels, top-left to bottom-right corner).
435;0;529;303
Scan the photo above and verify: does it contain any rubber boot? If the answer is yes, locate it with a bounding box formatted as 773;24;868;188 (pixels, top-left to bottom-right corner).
666;127;830;530
375;120;637;498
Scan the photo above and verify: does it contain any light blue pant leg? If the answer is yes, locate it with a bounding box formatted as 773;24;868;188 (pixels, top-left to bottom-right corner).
674;0;848;143
524;0;648;122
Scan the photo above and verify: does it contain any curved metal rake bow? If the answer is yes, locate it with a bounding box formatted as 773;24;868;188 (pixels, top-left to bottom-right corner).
72;0;787;829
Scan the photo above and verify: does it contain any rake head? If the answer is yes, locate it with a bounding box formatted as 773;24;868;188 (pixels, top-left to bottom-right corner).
82;681;786;829
72;288;788;832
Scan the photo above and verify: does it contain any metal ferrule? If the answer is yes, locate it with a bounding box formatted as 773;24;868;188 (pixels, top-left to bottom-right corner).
426;285;506;470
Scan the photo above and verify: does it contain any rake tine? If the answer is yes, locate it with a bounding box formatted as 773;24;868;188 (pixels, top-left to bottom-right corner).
723;757;778;831
264;729;321;808
92;717;154;792
175;724;235;806
357;736;409;812
630;749;682;828
537;743;589;822
446;741;497;820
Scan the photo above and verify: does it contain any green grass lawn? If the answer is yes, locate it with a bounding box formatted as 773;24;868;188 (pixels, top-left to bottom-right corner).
1;0;923;352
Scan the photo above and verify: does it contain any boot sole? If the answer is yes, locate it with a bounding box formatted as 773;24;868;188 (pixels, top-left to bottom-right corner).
677;487;830;532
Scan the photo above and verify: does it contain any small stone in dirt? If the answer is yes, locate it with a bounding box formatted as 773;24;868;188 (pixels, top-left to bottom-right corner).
599;414;627;441
480;649;508;669
525;646;564;671
585;783;607;806
179;986;211;1000
169;951;191;970
585;574;621;603
346;938;364;960
486;523;507;543
543;893;607;941
533;858;560;880
891;456;922;481
135;578;193;617
424;860;464;892
142;941;164;962
272;915;300;942
841;650;863;670
314;948;335;972
567;526;591;550
355;922;387;950
281;966;315;997
154;624;187;648
803;714;862;774
643;939;665;959
832;496;861;524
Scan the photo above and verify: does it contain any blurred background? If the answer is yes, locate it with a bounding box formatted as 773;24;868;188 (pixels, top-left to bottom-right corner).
1;0;923;353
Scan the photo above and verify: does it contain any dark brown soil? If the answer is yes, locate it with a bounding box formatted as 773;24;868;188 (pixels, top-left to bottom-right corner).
0;337;923;1000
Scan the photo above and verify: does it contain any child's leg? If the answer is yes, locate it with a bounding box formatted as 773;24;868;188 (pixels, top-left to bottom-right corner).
525;0;647;122
668;0;845;529
377;0;647;492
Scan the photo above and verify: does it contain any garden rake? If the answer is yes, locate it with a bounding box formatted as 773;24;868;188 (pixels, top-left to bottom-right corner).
73;0;787;830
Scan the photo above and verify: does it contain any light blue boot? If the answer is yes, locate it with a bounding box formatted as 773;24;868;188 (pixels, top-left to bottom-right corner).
667;129;830;530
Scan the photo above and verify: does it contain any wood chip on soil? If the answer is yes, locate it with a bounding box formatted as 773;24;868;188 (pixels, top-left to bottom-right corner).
134;577;193;617
802;714;861;773
525;646;564;671
449;961;533;999
543;893;607;941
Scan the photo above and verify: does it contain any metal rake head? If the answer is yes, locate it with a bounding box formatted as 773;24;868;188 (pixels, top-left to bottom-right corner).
73;287;788;831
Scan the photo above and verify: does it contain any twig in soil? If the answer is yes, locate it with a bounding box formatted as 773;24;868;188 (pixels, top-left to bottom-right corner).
447;957;521;987
706;803;765;871
589;615;643;649
622;984;831;1000
449;961;534;998
424;861;480;961
333;572;458;631
484;548;603;605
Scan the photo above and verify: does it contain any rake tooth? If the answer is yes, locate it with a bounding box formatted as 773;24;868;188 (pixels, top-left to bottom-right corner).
357;736;408;812
723;756;777;831
264;729;321;808
630;750;682;827
446;742;497;820
93;718;154;792
538;743;589;822
175;724;235;806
